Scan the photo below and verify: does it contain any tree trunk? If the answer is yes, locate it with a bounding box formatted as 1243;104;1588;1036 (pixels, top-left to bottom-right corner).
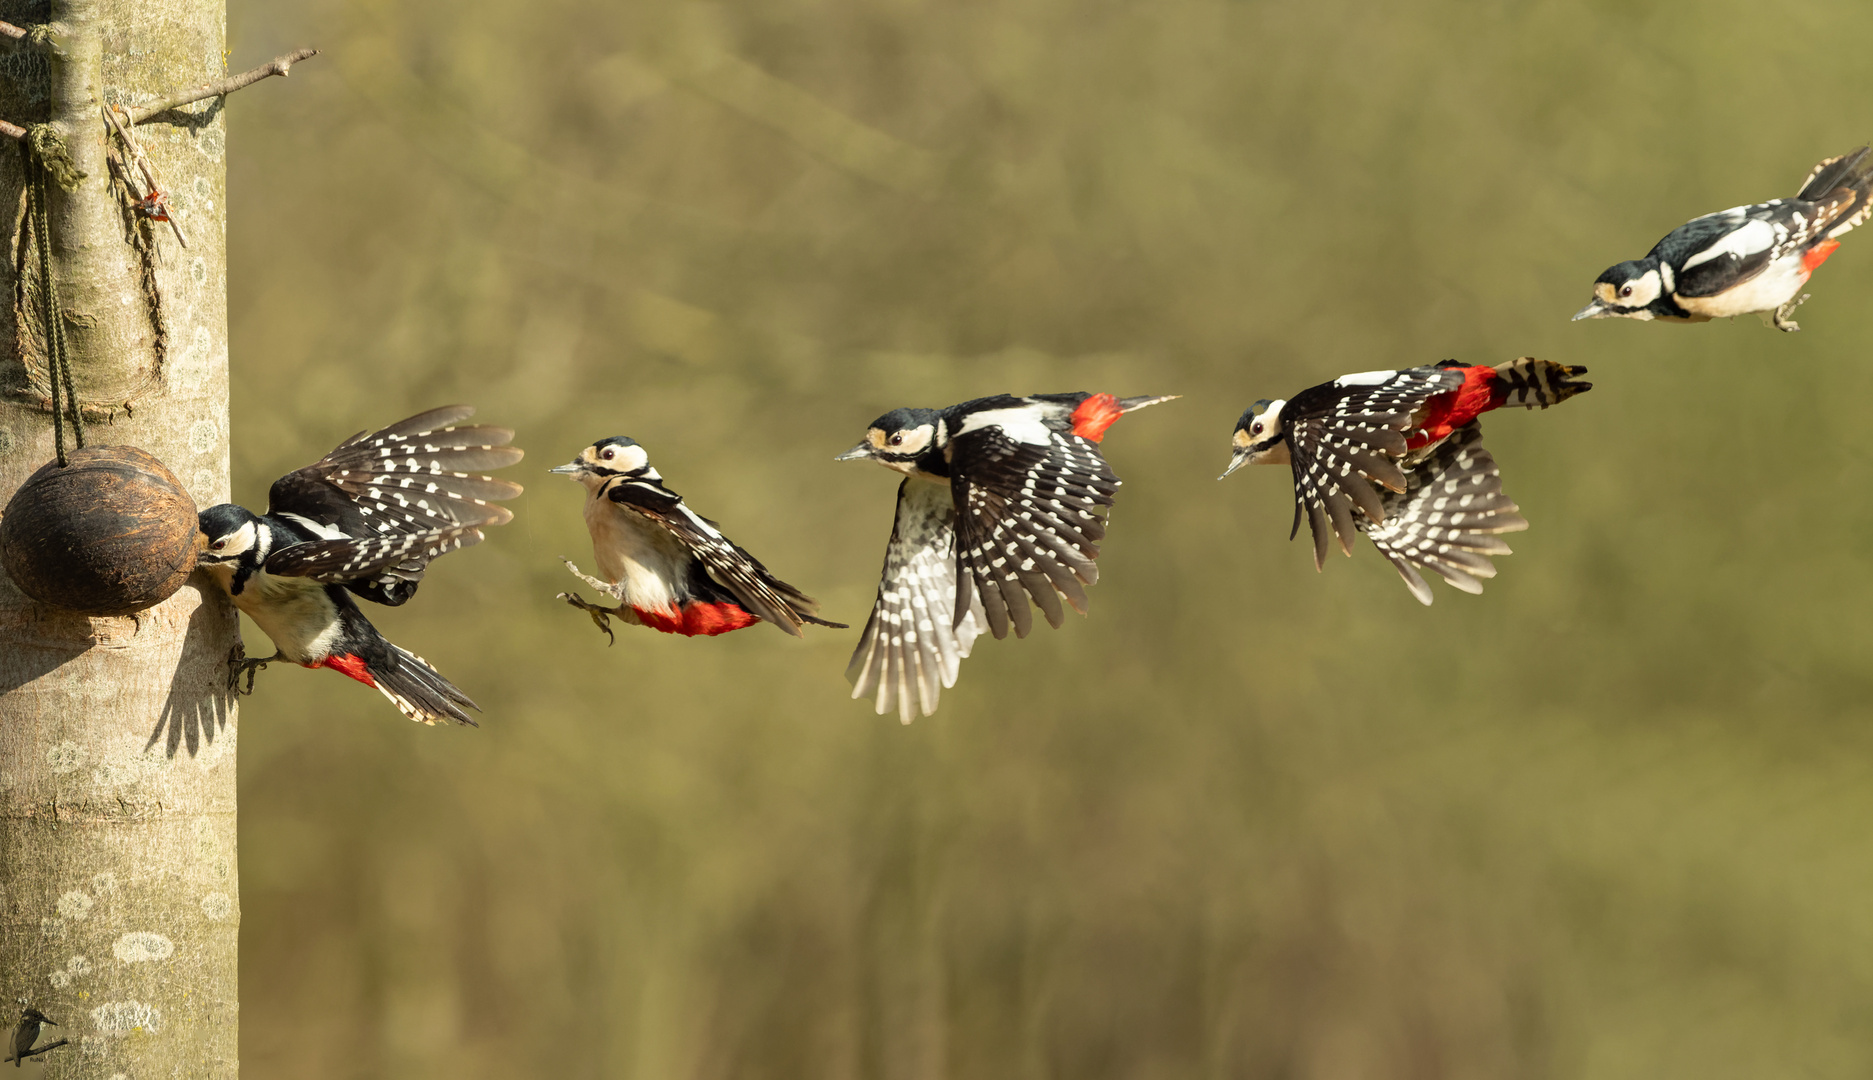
0;0;237;1075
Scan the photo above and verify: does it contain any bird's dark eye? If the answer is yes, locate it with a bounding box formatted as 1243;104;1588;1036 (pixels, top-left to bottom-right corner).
1619;285;1633;298
889;434;904;447
601;448;614;460
211;539;226;551
1251;422;1264;436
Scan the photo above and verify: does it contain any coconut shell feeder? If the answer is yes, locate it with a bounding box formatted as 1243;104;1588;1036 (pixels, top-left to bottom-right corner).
0;445;202;616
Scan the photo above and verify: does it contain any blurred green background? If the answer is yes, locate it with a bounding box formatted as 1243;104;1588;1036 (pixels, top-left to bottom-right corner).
224;0;1873;1076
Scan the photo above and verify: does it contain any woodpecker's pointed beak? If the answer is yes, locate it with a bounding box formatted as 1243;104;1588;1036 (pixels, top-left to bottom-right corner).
1571;300;1608;321
834;442;873;462
549;461;583;476
1219;451;1252;480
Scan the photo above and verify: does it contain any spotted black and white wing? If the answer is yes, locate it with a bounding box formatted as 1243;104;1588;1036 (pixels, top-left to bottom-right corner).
1283;367;1464;569
267;405;523;605
847;479;985;724
947;421;1117;641
1361;422;1527;604
262;521;489;584
606;478;845;636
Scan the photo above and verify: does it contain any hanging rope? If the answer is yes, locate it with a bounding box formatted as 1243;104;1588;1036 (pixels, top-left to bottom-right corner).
21;124;85;465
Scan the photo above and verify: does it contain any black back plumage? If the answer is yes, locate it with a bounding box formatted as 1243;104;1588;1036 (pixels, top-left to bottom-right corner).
1647;146;1873;303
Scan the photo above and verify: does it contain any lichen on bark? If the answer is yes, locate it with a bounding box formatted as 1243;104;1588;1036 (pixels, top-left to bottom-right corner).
0;0;237;1075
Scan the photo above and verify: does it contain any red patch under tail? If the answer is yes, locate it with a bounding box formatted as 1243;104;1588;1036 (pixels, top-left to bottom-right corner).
1803;238;1841;276
634;602;762;637
313;653;378;688
1406;366;1499;451
1069;393;1126;442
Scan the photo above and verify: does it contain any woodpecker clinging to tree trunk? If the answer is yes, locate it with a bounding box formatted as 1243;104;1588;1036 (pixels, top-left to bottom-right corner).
1574;145;1873;331
196;405;523;725
552;436;846;640
1222;358;1589;603
836;391;1176;722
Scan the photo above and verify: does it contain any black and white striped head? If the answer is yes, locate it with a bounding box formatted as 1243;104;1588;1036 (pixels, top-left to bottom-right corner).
196;504;272;593
835;408;946;476
1221;399;1289;478
197;503;268;569
551;437;660;490
1574;258;1664;321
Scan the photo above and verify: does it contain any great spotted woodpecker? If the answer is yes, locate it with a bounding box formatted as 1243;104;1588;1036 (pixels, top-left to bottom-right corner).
552;436;846;640
1222;358;1589;604
836;391;1176;722
196;406;523;725
1574;146;1873;331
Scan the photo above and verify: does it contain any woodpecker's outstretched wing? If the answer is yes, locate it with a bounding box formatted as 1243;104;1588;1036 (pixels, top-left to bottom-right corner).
605;477;844;636
267;405;523;605
847;479;985;723
1363;422;1527;604
947;421;1117;640
1282;367;1464;568
262;521;489;584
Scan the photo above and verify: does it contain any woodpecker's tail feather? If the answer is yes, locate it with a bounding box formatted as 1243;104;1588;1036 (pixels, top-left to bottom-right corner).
1797;146;1872;201
1796;146;1873;238
375;645;480;726
761;576;851;632
1489;357;1591;410
1064;393;1179;442
1361;423;1527;605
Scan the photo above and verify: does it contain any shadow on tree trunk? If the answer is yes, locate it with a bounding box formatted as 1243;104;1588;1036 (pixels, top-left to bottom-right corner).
147;577;233;758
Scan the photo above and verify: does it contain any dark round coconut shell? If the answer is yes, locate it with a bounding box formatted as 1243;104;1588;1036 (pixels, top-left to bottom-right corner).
0;445;203;616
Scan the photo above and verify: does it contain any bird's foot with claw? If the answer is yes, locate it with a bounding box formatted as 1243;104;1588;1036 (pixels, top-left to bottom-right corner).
560;557;624;597
227;642;275;695
1773;292;1810;332
557;591;625;646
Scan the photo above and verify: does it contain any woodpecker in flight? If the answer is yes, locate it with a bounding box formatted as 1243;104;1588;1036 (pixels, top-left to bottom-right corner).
552;436;846;640
197;406;523;725
1574;145;1873;331
837;391;1176;722
1222;358;1589;604
7;1008;64;1066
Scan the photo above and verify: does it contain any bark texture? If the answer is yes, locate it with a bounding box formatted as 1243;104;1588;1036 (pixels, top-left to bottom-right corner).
0;0;237;1075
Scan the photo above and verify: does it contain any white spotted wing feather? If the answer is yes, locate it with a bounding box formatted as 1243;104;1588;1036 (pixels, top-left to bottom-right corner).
268;405;524;604
847;479;985;724
1285;366;1465;568
950;426;1116;640
1361;422;1527;604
